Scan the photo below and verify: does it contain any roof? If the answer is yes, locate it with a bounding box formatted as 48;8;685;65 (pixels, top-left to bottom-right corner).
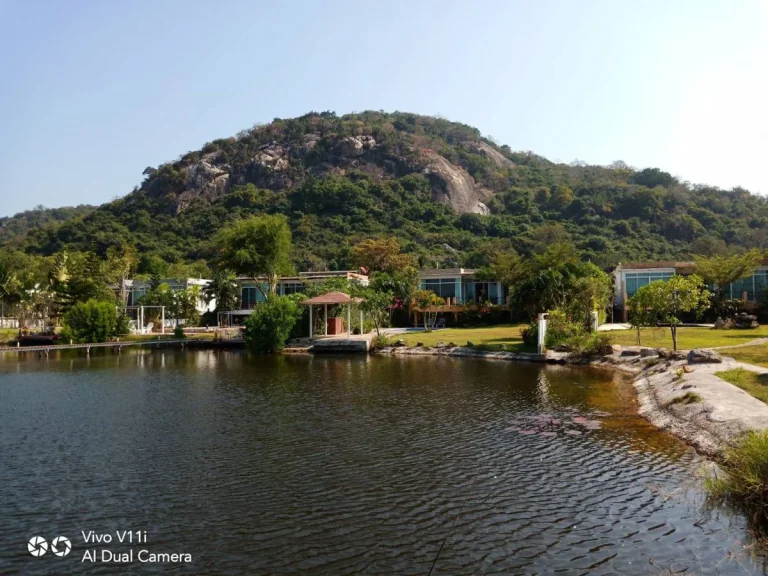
419;268;477;278
301;291;362;305
236;271;368;282
617;262;695;272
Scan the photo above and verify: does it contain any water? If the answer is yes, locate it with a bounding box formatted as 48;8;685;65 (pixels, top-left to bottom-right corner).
0;349;764;574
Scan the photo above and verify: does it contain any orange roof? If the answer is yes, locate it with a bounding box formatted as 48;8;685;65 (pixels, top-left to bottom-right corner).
301;291;362;305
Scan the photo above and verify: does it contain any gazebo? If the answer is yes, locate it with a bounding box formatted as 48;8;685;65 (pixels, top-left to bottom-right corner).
301;291;363;338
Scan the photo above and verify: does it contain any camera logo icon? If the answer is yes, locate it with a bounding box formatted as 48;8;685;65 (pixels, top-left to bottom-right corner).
51;536;71;557
28;536;48;557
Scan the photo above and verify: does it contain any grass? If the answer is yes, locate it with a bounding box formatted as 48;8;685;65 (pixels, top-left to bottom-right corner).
121;332;215;342
610;325;768;350
721;343;768;369
668;392;702;405
716;368;768;404
705;430;768;532
397;324;532;352
0;328;17;346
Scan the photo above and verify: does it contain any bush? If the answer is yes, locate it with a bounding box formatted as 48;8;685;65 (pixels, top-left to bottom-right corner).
370;333;393;351
243;295;303;353
544;309;584;349
521;323;538;347
62;299;118;343
115;313;132;336
173;325;186;339
706;431;768;531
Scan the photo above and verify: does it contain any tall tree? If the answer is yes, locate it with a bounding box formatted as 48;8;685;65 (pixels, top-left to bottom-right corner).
105;242;138;306
214;215;294;297
694;249;764;315
350;238;415;273
204;270;239;313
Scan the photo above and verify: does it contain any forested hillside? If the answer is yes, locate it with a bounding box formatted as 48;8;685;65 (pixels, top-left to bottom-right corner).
3;111;766;273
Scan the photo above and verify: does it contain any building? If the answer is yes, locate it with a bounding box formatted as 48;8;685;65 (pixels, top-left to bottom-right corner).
613;261;768;321
121;278;215;316
418;268;506;305
412;268;508;327
227;271;369;323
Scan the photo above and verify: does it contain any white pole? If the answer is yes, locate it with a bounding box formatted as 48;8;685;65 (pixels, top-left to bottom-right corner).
347;303;351;337
324;303;328;336
161;306;165;334
360;309;364;334
309;304;313;338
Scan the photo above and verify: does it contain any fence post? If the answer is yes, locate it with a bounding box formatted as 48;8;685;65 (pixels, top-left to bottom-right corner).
537;313;548;355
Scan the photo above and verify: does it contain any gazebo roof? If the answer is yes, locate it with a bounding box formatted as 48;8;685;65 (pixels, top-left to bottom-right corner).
301;291;362;305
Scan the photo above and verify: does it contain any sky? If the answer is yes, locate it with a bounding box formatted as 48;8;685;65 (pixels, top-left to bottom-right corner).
1;0;766;217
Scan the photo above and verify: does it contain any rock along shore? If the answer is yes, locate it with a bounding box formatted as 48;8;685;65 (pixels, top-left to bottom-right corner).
377;343;768;456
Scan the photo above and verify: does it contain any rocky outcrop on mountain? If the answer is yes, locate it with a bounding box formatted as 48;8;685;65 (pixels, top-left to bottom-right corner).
422;152;493;214
182;161;230;202
467;141;516;169
335;135;376;157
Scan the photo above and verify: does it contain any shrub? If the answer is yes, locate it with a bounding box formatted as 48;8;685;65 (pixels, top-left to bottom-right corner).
62;299;118;343
566;332;613;356
173;325;186;339
370;333;393;351
706;431;768;531
243;295;303;353
521;322;538;347
544;309;584;349
115;313;132;336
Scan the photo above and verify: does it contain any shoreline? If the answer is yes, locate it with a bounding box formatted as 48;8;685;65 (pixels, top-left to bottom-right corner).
378;343;768;457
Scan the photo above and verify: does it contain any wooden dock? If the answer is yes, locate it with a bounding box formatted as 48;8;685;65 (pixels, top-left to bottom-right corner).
0;339;245;355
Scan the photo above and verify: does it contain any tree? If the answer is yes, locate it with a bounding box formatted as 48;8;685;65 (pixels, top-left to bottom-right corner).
105;242;138;306
214;215;294;297
61;299;119;343
369;268;419;322
565;263;613;332
350;237;415;273
204;270;239;313
243;294;303;353
413;289;444;332
359;288;393;336
478;250;524;291
627;275;711;351
694;249;764;315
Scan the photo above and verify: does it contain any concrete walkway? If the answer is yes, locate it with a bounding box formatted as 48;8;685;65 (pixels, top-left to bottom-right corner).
635;355;768;455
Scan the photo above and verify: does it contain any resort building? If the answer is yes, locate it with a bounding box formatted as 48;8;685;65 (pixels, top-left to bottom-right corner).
418;268;506;306
227;271;369;323
121;278;215;315
613;261;768;320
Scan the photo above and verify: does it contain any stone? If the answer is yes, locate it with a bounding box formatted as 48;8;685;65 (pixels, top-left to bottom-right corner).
656;348;686;360
466;341;475;347
434;342;447;349
733;313;759;329
335;135;376;157
640;348;657;357
416;342;423;347
393;339;407;347
447;342;458;348
620;349;640;357
714;317;726;330
688;348;723;364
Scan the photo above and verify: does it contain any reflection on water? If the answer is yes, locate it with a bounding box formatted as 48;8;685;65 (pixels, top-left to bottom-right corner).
0;349;765;574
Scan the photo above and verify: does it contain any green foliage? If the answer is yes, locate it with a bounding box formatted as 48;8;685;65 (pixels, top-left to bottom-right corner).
706;430;768;531
694;249;765;315
370;333;394;351
213;214;294;295
359;288;393;336
243;295;304;353
204;270;239;313
61;299;118;343
173;325;186;339
413;289;445;332
627;275;711;350
543;309;583;348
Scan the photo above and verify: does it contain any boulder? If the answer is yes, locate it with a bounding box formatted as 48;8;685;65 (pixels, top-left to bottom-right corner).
447;342;458;348
393;339;407;347
620;349;640;357
336;135;376;157
688;349;723;364
733;313;759;329
714;317;726;330
640;348;658;357
434;342;447;349
657;348;687;360
415;342;423;347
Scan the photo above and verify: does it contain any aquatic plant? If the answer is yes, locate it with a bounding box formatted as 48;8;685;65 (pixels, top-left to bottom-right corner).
706;431;768;529
668;392;701;405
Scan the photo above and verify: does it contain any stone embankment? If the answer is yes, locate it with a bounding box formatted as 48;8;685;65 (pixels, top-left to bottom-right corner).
379;342;768;456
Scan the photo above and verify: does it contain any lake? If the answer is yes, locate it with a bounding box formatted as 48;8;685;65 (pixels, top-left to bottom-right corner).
0;349;764;574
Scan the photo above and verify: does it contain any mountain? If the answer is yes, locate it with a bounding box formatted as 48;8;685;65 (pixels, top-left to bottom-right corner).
3;111;767;271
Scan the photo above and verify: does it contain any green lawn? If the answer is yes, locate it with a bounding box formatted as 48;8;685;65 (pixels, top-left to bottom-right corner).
716;368;768;404
609;326;768;350
397;324;532;352
720;343;768;369
0;328;17;346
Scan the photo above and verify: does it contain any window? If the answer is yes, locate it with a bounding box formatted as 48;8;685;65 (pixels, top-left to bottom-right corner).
624;272;674;298
281;282;304;295
241;285;267;309
421;278;456;301
728;268;768;302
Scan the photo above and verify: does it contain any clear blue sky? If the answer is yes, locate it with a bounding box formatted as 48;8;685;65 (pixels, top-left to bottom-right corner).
1;0;766;217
